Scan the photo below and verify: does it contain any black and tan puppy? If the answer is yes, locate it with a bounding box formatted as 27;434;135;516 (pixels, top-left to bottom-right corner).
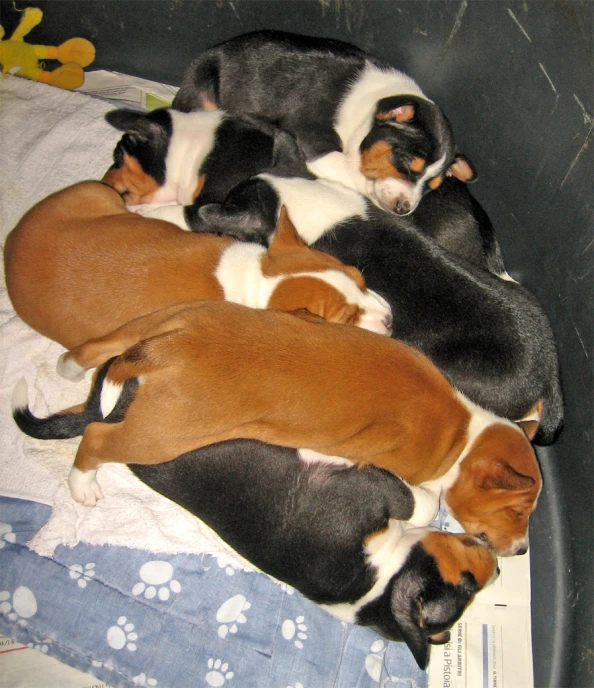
129;443;499;670
173;30;476;215
165;173;564;446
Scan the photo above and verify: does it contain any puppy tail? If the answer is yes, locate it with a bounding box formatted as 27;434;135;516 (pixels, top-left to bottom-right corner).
12;377;101;440
533;376;564;446
11;359;136;440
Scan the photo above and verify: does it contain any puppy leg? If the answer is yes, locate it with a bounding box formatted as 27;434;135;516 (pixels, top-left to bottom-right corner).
57;303;196;381
407;480;442;527
68;422;113;505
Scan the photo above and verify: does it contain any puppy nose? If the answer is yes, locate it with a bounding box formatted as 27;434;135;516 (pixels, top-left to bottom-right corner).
384;312;393;333
393;198;411;215
515;545;528;555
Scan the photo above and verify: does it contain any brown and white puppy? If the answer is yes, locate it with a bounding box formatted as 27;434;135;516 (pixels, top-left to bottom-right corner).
131;446;498;669
14;301;542;556
3;181;391;349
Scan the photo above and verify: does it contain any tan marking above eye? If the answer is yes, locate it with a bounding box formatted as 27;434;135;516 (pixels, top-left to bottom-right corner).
428;176;443;190
410;157;426;172
421;531;497;588
360;141;405;180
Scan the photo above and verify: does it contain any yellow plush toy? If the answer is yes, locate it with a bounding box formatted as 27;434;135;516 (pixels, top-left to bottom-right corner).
0;7;95;90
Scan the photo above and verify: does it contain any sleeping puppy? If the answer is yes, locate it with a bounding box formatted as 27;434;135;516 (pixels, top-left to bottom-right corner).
172;30;477;214
161;174;564;446
130;444;498;669
3;181;391;349
102;104;305;239
13;300;542;556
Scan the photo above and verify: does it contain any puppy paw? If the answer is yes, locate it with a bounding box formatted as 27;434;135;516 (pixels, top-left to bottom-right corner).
68;467;103;506
408;480;442;527
57;353;86;382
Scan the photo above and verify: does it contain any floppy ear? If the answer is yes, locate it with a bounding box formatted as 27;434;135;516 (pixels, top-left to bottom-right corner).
105;109;154;137
268;206;307;252
197;203;270;244
447;154;477;183
476;460;535;491
516;400;543;441
376;103;416;123
391;572;430;669
271;130;311;177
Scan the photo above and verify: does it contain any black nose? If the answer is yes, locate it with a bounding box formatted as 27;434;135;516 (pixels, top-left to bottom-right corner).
516;545;528;555
385;313;393;331
394;198;411;215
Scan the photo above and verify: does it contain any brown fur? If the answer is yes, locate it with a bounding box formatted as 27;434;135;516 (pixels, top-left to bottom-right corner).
4;181;374;349
359;141;404;180
61;300;541;554
421;532;497;588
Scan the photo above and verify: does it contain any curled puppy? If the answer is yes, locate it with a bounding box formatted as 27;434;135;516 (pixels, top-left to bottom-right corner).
173;30;476;214
3;181;391;349
13;300;542;556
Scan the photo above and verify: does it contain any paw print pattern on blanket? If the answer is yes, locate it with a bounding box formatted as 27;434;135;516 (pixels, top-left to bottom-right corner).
282;615;308;649
133;672;158;686
216;594;251;639
28;638;52;654
0;522;16;548
107;615;138;651
215;553;240;576
206;658;234;686
132;560;181;600
0;586;37;626
69;562;96;588
365;639;387;682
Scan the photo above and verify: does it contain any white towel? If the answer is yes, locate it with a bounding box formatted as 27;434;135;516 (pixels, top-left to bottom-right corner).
0;75;258;573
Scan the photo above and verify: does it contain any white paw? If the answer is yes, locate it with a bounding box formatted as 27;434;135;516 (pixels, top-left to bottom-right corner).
57;353;86;382
68;467;103;506
408;480;442;527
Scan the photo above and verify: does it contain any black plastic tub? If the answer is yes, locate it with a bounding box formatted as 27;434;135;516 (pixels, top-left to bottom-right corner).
2;2;591;686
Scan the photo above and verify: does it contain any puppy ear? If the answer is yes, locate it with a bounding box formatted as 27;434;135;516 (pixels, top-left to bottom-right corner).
197;203;270;244
376;104;416;123
390;572;430;669
271;130;311;177
105;109;147;133
447;154;477;183
515;400;543;441
476;460;535;491
393;597;430;669
269;207;307;251
105;109;165;144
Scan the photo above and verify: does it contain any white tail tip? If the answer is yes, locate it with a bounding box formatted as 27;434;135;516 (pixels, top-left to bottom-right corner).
12;378;29;412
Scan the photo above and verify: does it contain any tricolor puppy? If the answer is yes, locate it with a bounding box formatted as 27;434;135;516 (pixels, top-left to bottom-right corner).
173;30;477;214
102;105;305;238
14;300;542;556
130;445;498;669
164;173;564;446
3;181;391;350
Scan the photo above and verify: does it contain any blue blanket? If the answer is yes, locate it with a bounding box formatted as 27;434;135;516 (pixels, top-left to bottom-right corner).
0;496;428;688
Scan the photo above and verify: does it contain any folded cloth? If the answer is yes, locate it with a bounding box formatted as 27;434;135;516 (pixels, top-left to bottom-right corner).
0;75;256;572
